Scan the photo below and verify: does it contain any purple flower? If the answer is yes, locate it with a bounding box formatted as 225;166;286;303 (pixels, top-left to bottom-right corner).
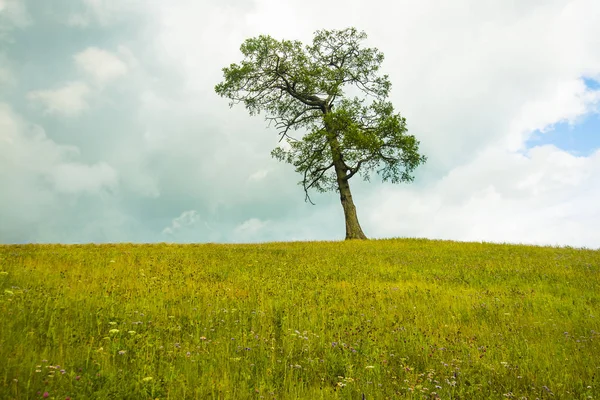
43;392;49;398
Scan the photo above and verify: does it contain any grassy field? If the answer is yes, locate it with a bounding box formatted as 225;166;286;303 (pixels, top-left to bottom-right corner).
0;239;598;399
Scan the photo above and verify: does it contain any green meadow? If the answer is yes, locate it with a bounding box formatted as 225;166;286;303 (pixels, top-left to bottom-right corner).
0;239;598;399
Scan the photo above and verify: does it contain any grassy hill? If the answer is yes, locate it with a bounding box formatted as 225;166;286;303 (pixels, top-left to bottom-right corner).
0;239;598;399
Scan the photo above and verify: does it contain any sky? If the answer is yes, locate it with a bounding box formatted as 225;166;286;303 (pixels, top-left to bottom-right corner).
0;0;599;248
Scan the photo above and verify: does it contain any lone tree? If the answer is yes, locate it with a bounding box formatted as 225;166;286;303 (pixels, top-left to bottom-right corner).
215;28;426;240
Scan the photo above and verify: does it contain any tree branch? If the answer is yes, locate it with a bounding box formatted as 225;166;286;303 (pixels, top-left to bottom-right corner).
303;162;334;204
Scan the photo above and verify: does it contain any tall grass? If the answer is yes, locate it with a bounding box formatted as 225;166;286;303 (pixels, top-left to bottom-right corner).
0;239;598;399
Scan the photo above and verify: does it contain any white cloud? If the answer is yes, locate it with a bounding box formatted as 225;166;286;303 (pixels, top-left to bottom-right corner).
0;104;122;241
0;103;118;194
234;218;269;237
248;169;269;182
49;162;118;194
364;145;600;248
27;82;92;116
0;0;31;30
162;210;202;235
507;79;600;151
67;0;144;27
74;47;129;85
0;65;15;86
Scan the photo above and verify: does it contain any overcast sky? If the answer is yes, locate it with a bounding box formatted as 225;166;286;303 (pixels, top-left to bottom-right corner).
1;0;599;247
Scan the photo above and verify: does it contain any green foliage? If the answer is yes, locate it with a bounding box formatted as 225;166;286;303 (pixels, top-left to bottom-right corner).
1;240;599;399
216;28;426;202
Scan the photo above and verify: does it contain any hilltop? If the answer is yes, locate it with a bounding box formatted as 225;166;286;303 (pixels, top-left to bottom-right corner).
0;239;598;399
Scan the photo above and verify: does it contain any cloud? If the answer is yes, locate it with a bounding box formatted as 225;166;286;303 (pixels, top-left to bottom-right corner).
364;145;600;248
49;162;118;194
0;103;125;242
67;0;144;27
26;46;133;117
0;103;118;194
27;81;92;116
162;210;202;235
74;47;129;85
0;0;31;31
234;218;269;236
508;78;600;151
0;65;15;87
248;169;270;182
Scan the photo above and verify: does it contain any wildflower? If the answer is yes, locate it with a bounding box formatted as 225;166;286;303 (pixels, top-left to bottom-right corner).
142;376;153;382
200;336;207;340
365;366;375;369
109;322;117;326
43;392;49;398
128;331;136;335
118;350;126;355
109;329;119;334
75;376;81;381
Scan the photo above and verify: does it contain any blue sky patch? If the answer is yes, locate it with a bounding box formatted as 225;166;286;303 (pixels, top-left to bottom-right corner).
526;114;600;156
526;78;599;156
583;77;600;90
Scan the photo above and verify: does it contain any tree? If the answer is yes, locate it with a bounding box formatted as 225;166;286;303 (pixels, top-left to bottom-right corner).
215;28;426;240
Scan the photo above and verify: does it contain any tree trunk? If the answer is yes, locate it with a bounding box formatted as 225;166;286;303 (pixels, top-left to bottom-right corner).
323;106;368;240
335;165;368;240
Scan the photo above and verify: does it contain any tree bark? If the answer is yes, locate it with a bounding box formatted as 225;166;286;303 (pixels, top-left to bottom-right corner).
324;105;368;240
334;161;368;240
